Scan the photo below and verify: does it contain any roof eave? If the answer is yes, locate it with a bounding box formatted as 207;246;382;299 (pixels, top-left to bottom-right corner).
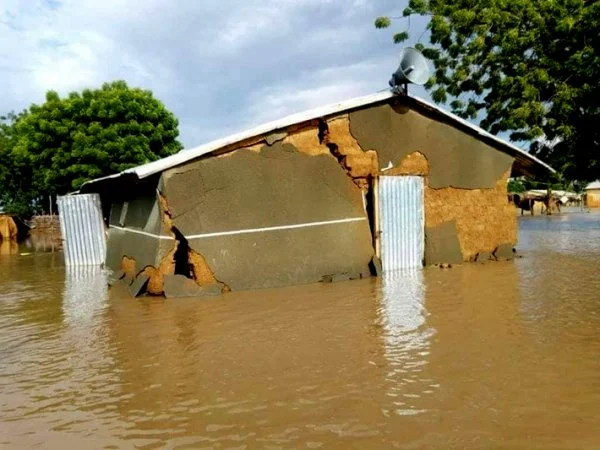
81;90;555;192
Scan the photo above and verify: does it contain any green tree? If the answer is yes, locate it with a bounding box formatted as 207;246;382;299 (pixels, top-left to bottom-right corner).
13;80;183;201
0;112;37;216
507;179;526;193
376;0;600;181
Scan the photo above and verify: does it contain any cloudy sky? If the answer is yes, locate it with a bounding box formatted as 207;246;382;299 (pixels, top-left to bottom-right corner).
1;0;431;148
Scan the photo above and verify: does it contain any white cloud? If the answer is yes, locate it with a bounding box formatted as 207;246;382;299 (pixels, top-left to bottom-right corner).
0;0;432;147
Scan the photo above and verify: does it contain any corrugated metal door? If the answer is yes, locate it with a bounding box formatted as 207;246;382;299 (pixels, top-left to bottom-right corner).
378;176;424;271
57;194;107;266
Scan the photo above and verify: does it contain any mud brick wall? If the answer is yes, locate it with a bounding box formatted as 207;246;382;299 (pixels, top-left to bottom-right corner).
159;133;374;291
0;215;18;240
30;215;62;243
103;95;520;296
587;190;600;208
349;101;517;265
30;215;61;234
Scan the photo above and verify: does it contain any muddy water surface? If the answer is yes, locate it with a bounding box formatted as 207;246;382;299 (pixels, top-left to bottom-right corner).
1;211;600;449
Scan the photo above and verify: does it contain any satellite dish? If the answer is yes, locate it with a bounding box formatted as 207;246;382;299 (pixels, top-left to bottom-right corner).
389;47;430;92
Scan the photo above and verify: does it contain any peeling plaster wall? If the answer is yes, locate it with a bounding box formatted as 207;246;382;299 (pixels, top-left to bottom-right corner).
105;188;175;278
383;150;516;264
160;141;374;291
349;102;514;189
425;169;517;262
348;102;517;264
102;96;522;295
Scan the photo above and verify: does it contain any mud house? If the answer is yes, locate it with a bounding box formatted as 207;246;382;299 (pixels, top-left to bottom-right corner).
585;181;600;208
80;91;553;296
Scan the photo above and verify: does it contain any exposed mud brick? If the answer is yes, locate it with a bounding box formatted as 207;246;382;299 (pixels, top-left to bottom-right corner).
189;249;218;286
325;117;365;156
425;170;517;261
587;191;600;208
344;151;378;178
385;151;429;176
120;256;137;280
157;191;173;231
158;246;176;277
0;215;18;240
283;125;329;156
141;266;163;295
159;131;373;291
129;274;149;297
349;102;514;188
424;221;464;266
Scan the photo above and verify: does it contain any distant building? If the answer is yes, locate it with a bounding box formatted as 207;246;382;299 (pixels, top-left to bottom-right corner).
80;91;554;296
585;181;600;208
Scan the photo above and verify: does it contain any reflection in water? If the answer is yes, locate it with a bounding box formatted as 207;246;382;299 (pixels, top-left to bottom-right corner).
1;211;600;448
24;231;63;253
63;265;108;326
0;239;18;255
378;270;435;417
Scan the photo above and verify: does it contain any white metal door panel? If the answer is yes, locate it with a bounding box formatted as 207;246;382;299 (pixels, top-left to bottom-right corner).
378;176;424;271
57;194;107;266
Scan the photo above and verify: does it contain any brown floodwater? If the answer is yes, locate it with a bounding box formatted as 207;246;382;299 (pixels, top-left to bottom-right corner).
1;210;600;449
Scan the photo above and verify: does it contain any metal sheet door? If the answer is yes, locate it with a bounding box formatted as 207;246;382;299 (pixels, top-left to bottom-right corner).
57;194;107;266
378;176;424;271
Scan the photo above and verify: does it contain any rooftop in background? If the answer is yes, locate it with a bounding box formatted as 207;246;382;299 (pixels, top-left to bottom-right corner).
81;90;554;193
585;181;600;190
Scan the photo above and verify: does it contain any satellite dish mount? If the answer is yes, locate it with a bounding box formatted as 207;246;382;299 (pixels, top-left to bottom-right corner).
389;47;430;95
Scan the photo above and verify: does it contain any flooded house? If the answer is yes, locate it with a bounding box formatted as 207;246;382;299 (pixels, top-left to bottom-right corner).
79;91;554;296
585;181;600;208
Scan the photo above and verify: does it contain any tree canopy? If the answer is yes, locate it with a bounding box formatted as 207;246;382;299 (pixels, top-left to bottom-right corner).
1;81;183;216
376;0;599;182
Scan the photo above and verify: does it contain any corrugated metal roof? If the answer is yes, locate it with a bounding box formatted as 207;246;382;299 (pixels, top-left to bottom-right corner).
585;181;600;190
81;90;554;191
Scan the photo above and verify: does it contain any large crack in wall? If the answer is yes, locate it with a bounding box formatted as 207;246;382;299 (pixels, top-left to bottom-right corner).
113;97;520;294
278;117;378;191
159;137;374;291
120;191;229;297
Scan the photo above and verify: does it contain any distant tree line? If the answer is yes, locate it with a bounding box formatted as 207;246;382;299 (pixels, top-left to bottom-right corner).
0;81;183;217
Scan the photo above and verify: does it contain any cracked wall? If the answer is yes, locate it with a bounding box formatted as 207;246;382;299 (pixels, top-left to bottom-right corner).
160;138;374;291
104;95;520;293
107;189;230;296
349;102;514;189
106;189;167;276
348;102;517;264
380;148;516;264
425;169;517;262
